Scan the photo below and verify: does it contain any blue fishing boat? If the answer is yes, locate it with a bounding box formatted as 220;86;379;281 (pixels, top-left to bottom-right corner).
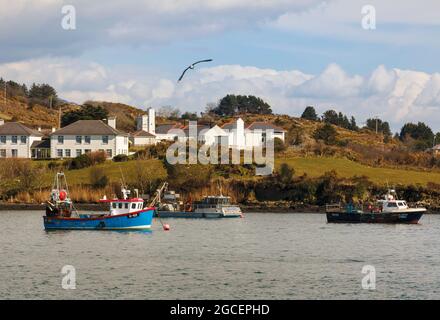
43;172;154;231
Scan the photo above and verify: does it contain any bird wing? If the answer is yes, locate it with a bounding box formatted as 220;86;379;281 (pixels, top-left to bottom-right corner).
192;59;213;66
178;59;213;81
178;66;191;82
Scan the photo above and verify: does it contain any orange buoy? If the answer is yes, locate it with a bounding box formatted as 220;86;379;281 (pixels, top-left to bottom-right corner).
163;224;170;231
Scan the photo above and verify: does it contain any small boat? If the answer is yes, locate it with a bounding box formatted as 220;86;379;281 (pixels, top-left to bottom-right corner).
154;182;243;218
326;189;426;224
43;172;154;230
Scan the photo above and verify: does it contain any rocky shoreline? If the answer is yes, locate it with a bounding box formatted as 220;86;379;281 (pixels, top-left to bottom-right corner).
1;201;439;213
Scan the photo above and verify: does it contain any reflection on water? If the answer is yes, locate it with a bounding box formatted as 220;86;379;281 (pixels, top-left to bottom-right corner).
1;211;439;299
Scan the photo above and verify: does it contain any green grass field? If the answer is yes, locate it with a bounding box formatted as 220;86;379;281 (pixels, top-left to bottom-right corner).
277;157;440;186
41;159;167;187
38;156;440;188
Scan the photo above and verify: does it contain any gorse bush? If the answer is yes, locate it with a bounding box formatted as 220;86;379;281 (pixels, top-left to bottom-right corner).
65;151;107;170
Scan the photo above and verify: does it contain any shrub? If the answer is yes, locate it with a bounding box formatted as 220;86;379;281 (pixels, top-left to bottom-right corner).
313;123;338;145
113;154;129;162
278;163;294;185
89;167;109;189
274;137;287;153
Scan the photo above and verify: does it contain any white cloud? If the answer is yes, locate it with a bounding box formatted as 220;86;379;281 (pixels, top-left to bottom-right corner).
2;57;440;132
0;0;324;61
273;0;440;45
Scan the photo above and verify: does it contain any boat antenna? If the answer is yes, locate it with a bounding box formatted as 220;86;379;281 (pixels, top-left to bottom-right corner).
217;180;223;197
118;166;127;187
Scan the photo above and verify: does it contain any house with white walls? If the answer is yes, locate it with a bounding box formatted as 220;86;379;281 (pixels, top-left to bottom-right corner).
245;122;286;147
130;108;158;146
0;119;44;158
180;124;229;145
222;118;286;149
49;117;129;159
155;123;183;141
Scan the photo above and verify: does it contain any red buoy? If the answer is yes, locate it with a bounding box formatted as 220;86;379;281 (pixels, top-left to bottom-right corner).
59;190;67;201
163;224;170;231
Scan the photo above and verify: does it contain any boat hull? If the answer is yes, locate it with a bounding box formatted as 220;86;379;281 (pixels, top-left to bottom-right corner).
155;211;242;219
43;208;154;230
326;211;424;224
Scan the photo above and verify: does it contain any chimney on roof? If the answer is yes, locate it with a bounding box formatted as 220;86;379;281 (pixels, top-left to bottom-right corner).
107;116;116;129
0;119;4;126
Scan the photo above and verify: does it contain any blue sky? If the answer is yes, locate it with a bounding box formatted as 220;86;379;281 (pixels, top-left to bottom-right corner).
1;0;440;132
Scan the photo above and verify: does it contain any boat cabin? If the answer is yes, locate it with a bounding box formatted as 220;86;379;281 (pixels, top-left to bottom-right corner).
99;187;145;215
194;196;232;209
377;190;409;212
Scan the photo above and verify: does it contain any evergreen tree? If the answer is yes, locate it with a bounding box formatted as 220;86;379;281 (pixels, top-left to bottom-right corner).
301;106;318;121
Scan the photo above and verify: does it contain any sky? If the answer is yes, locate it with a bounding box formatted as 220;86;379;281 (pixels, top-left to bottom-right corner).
1;0;440;132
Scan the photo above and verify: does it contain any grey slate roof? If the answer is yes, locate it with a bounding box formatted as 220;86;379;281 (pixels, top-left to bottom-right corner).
0;122;43;136
131;130;156;137
246;122;286;132
155;124;182;134
50;120;128;136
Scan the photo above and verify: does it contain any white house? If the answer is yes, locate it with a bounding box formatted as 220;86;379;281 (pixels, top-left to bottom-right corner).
155;123;183;141
0;119;44;158
222;118;286;149
245;121;286;148
180;124;229;145
49;118;129;159
130;130;156;146
131;109;157;146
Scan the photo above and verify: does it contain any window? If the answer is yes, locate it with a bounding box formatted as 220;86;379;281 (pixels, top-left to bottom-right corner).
0;136;6;144
125;203;129;209
76;136;82;144
65;149;71;157
76;149;82;157
102;135;109;144
85;149;91;154
131;203;136;209
387;202;398;208
261;132;266;143
118;203;123;209
112;203;117;209
85;136;91;144
106;149;112;158
0;149;6;157
11;136;17;144
57;149;63;158
20;136;27;144
11;149;18;158
57;136;64;144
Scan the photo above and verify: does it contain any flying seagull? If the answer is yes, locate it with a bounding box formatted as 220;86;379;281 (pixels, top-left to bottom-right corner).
178;59;213;82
